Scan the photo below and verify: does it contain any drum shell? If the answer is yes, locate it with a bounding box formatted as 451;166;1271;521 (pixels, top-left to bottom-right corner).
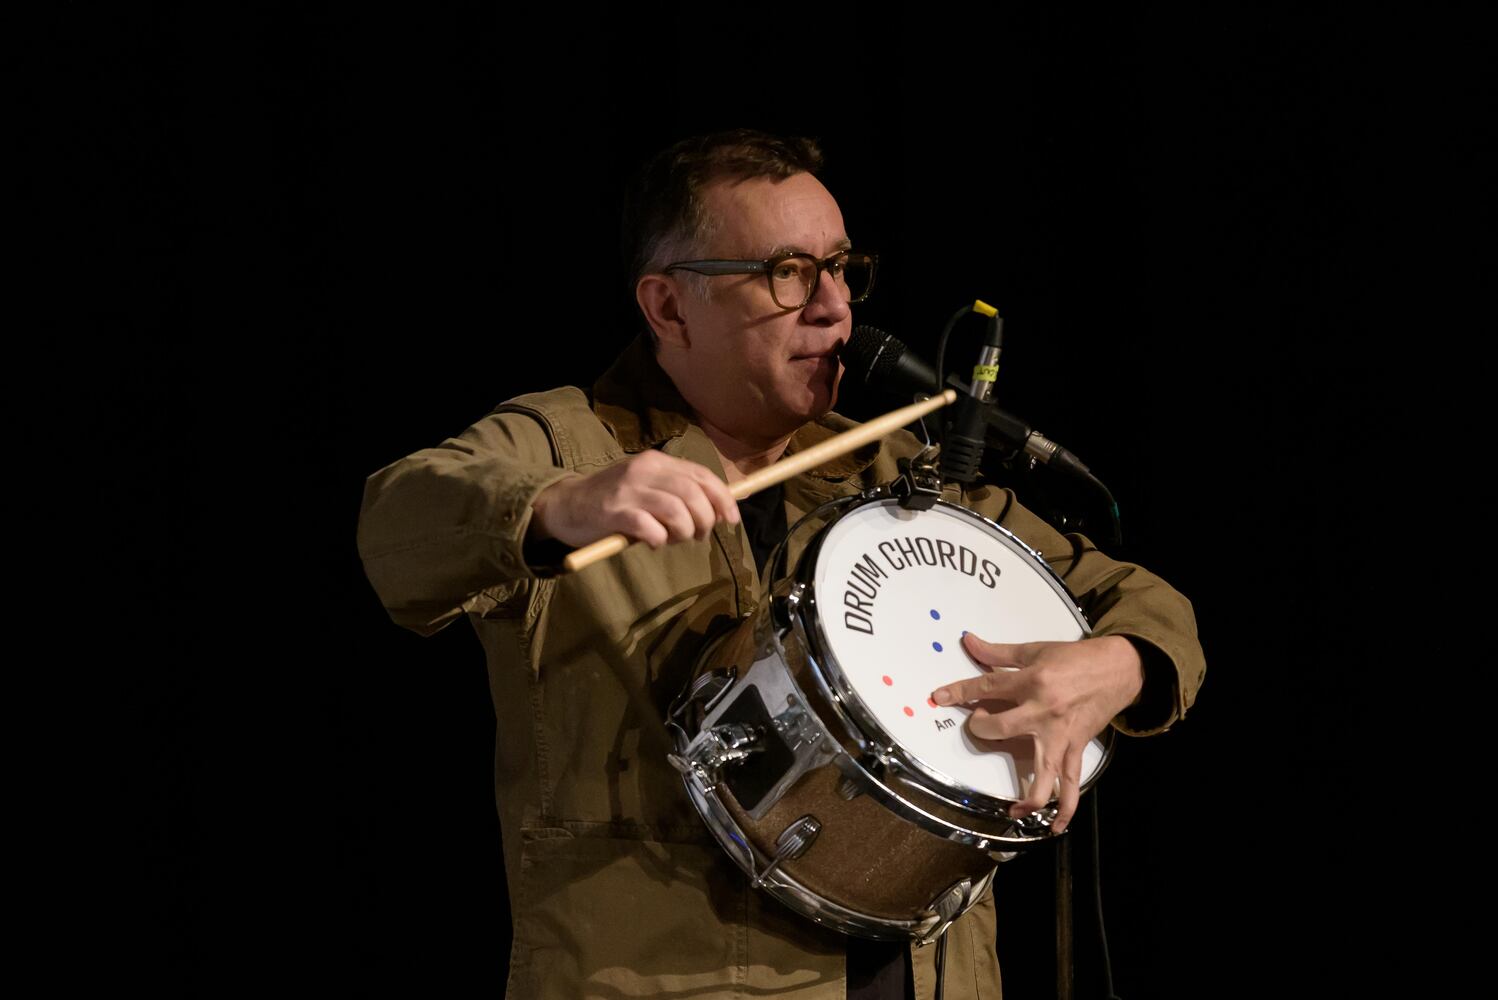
719;733;998;924
678;612;999;938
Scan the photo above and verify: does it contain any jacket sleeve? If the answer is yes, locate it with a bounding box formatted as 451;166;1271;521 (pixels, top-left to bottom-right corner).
356;405;579;637
966;484;1206;736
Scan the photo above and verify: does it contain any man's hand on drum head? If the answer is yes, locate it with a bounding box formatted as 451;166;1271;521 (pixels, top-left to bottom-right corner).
529;450;740;549
929;633;1144;835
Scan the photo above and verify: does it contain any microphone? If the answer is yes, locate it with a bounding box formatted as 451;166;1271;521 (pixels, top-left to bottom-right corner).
841;323;945;398
842;325;1093;478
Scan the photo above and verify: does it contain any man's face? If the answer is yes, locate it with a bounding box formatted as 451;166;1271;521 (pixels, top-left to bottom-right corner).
670;172;854;445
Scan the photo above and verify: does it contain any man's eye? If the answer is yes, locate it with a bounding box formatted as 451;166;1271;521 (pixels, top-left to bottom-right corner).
826;260;846;276
772;264;801;281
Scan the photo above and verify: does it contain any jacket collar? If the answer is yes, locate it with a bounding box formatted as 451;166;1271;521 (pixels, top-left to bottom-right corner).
591;334;880;482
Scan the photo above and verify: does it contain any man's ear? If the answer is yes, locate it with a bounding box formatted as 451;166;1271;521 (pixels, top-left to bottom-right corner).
636;274;691;349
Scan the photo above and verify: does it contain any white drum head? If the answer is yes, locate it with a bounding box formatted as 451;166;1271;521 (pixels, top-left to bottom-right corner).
809;500;1104;803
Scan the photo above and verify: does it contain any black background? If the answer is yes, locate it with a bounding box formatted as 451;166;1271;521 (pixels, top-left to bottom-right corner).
94;6;1478;997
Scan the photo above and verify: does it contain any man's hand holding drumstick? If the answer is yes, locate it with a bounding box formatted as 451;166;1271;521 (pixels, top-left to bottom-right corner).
549;391;957;572
530;449;741;550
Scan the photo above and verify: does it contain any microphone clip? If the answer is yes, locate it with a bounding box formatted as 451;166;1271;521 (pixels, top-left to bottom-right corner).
892;453;943;511
938;381;990;485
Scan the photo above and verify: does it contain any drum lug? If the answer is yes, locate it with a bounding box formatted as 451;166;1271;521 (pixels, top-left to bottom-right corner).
916;876;974;947
752;815;822;888
688;669;736;716
667;667;736;736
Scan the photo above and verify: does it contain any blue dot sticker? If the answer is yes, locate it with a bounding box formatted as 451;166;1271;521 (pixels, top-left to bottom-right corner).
932;641;943;652
930;609;941;620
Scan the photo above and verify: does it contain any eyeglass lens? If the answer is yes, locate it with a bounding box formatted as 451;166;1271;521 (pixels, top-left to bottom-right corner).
770;254;873;309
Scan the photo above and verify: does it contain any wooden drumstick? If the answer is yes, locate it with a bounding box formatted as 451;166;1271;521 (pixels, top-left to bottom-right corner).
561;388;958;574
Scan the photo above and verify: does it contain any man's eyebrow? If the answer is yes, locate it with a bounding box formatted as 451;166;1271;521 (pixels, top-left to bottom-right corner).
761;237;855;257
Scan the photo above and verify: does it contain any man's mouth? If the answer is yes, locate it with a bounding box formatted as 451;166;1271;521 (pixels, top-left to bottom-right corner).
791;343;846;363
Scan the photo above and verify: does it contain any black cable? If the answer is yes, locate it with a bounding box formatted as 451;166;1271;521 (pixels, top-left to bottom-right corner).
1083;471;1123;548
934;930;948;1000
1091;789;1123;1000
932;304;975;446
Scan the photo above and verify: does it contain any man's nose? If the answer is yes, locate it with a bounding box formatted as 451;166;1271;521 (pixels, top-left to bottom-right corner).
802;269;850;324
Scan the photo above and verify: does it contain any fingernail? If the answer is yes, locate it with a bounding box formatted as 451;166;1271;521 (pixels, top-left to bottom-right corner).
932;689;952;705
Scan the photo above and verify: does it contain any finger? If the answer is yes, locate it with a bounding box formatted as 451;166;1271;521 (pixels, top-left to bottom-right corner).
965;701;1035;741
684;463;741;526
968;696;1052;744
932;670;1023;707
1050;742;1085;835
960;632;1028;668
618;508;669;549
666;476;718;540
640;491;698;544
636;453;735;524
1012;736;1060;819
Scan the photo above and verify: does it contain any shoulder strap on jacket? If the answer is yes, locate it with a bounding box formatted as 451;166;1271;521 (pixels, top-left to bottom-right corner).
491;386;624;472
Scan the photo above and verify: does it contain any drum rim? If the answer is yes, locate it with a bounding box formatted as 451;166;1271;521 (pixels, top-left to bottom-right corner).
794;496;1101;813
778;619;1080;846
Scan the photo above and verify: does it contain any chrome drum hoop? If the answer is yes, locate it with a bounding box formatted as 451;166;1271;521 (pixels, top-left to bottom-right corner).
784;496;1112;821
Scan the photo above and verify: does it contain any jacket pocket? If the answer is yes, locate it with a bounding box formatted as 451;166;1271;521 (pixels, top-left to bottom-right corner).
506;829;848;999
506;831;743;999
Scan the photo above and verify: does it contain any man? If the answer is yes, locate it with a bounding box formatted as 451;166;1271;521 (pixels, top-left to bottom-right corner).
358;130;1204;999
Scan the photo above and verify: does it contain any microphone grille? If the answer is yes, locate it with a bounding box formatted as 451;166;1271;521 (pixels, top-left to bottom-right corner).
844;325;905;386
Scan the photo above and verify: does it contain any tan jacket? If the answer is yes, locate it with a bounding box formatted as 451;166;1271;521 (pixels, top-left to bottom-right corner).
357;336;1206;999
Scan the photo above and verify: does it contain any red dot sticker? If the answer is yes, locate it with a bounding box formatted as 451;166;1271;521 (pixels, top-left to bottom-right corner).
882;675;893;686
927;697;938;708
903;706;915;717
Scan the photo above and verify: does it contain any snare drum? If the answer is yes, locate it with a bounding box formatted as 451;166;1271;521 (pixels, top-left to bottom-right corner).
667;495;1112;942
